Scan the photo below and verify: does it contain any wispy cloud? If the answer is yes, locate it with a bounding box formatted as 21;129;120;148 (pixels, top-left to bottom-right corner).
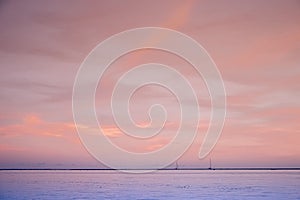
0;0;299;168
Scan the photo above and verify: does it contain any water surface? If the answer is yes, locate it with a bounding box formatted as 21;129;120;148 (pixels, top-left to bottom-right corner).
1;170;299;199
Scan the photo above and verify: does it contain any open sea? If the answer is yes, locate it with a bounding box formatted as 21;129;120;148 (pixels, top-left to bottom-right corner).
0;170;299;199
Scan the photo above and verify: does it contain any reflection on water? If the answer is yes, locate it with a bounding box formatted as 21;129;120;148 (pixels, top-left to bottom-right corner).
0;170;299;199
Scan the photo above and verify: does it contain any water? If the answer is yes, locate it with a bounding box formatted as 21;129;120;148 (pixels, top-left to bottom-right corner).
0;170;299;199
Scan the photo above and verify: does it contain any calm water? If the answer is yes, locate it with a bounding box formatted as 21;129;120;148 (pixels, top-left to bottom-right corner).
0;170;299;199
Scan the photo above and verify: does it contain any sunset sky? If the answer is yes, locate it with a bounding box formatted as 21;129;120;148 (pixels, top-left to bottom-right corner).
0;0;299;169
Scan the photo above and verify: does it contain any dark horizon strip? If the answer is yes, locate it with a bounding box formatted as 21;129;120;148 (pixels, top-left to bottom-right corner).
1;168;300;171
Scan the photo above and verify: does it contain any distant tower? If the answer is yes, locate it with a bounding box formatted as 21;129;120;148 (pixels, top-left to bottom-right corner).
175;161;179;170
209;158;212;170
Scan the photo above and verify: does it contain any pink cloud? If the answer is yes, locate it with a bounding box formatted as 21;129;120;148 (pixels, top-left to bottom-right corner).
0;0;299;168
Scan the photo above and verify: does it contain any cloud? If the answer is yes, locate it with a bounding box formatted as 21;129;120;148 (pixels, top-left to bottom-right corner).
0;0;299;168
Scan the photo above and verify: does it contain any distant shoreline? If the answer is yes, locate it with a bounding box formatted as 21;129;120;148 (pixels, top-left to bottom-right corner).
1;168;300;171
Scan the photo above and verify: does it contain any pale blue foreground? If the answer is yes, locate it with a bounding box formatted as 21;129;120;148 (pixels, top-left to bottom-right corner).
1;170;299;199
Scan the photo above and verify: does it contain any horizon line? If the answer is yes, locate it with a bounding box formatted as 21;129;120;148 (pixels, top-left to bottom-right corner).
1;167;300;171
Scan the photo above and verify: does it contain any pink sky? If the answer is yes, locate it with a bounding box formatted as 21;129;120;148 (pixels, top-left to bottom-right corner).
0;0;300;168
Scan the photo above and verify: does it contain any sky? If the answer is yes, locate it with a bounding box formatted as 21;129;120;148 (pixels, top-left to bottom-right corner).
0;0;300;169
